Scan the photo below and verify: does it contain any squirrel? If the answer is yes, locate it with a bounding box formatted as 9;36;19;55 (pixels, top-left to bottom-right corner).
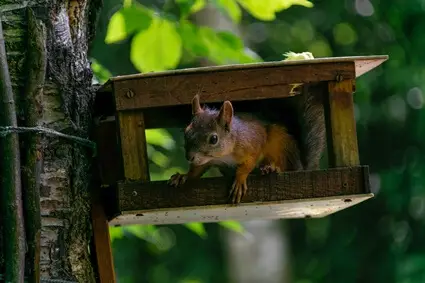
167;84;326;204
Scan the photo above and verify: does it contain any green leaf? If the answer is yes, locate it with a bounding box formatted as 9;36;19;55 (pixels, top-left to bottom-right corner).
150;150;170;168
131;17;183;72
218;221;245;234
236;0;313;21
198;26;260;64
213;0;242;23
146;129;175;150
179;22;259;64
274;0;314;10
109;226;125;241
105;5;152;44
90;58;112;83
125;224;157;240
178;22;210;57
216;31;243;50
184;222;207;238
176;0;206;18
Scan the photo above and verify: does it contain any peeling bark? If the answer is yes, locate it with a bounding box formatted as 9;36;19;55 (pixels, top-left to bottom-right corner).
0;0;101;281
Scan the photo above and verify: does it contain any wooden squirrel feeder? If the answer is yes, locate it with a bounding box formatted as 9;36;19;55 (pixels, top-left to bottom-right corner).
91;55;388;281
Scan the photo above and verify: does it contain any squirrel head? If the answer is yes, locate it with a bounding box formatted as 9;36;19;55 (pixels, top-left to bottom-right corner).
183;94;235;165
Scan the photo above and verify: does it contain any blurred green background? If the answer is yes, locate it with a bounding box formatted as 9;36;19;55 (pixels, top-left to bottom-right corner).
90;0;425;282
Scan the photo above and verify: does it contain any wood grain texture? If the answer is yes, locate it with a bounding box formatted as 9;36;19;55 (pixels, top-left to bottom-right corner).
324;79;360;167
117;111;150;181
114;166;370;216
94;117;123;185
109;193;373;226
113;62;355;110
92;119;118;283
91;193;116;283
355;58;387;77
97;55;387;93
109;55;388;82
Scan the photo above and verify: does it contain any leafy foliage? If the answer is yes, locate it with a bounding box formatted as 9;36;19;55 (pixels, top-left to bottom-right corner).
105;5;152;44
103;0;312;72
130;16;183;72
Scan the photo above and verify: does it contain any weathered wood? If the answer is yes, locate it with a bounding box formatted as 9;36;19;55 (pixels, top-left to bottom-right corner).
324;79;360;167
116;111;150;181
355;57;387;77
98;55;388;93
109;166;370;225
94;117;123;185
113;62;355;110
110;193;373;226
91;191;116;283
91;117;118;283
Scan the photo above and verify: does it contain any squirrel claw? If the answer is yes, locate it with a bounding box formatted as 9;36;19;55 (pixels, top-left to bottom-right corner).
229;179;248;204
260;164;276;175
259;163;281;175
168;173;187;187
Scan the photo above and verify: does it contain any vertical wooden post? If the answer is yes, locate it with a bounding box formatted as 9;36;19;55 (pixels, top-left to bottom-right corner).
91;191;116;283
116;110;150;181
91;119;118;283
324;79;360;167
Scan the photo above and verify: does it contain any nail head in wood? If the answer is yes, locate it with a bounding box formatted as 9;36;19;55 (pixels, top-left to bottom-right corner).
125;89;134;98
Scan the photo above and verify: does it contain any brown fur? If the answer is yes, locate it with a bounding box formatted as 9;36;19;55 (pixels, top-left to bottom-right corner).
168;94;304;204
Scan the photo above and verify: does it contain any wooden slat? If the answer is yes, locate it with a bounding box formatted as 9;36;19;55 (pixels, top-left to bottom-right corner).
324;79;360;167
113;62;355;110
108;55;388;82
109;193;373;226
91;194;116;283
116;111;150;181
355;57;387;77
94;117;123;185
97;56;387;109
115;166;369;213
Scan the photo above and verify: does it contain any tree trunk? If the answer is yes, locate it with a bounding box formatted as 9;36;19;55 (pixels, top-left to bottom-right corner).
0;0;101;281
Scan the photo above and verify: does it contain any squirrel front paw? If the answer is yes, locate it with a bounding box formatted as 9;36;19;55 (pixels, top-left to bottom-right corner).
229;178;248;204
259;163;282;175
167;173;188;187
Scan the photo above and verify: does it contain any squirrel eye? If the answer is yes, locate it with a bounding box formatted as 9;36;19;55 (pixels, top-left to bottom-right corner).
209;134;218;145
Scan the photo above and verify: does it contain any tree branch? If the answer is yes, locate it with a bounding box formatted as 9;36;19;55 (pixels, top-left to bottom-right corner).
0;13;26;283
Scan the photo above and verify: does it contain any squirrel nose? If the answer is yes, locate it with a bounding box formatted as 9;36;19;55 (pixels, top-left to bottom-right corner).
186;152;195;162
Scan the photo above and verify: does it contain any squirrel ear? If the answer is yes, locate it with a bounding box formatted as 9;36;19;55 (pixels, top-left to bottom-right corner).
191;94;203;115
218;101;233;130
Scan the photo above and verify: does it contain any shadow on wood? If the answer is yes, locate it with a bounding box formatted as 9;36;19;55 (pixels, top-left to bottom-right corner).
106;166;372;226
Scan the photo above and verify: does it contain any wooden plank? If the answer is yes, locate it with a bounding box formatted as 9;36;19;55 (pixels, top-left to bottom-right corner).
324;79;359;167
109;55;388;82
94;117;123;185
96;56;387;109
109;193;373;226
115;166;370;213
91;192;116;283
355;57;387;77
116;111;150;181
113;62;355;110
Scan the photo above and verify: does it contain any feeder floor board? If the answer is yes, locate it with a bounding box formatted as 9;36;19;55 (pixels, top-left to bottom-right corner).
107;166;372;226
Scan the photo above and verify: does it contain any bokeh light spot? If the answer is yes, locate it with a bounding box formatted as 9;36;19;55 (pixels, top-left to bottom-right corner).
333;23;358;46
406;87;424;110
